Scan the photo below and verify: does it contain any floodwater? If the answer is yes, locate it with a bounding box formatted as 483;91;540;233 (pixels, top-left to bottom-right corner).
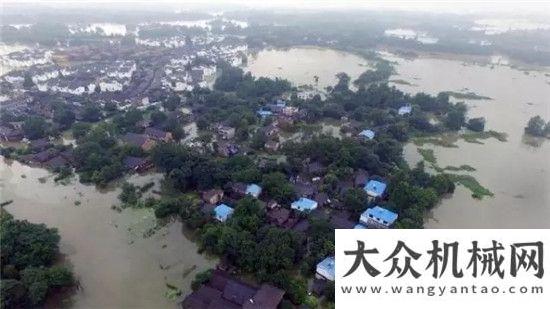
245;46;550;228
383;52;550;228
245;46;370;90
0;160;216;308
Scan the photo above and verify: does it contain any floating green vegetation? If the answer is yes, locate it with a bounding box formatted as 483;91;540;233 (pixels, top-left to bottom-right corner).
417;148;436;164
415;146;491;200
389;79;416;86
441;164;476;172
0;200;13;207
412;134;459;148
442;91;492;100
447;174;494;199
461;130;507;144
164;283;182;300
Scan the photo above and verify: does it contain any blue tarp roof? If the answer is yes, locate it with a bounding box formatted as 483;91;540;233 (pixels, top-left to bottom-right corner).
364;180;387;197
291;197;318;212
214;204;234;222
359;129;375;139
316;257;335;281
246;184;262;197
364;206;398;225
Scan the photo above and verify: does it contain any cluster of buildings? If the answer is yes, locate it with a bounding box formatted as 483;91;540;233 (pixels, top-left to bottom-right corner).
256;99;304;152
182;269;285;309
356;103;412;141
191;147;398;298
0;49;53;68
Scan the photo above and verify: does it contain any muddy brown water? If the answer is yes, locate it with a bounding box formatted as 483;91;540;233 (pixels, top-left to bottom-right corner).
0;160;216;308
382;52;550;228
247;47;550;228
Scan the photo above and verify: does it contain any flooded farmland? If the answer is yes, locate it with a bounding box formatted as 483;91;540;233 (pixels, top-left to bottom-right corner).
384;53;550;228
247;46;550;228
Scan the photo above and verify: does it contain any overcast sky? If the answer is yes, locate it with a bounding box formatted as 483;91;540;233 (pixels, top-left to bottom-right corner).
3;1;550;17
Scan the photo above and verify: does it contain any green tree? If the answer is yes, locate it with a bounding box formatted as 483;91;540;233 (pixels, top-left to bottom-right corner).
261;172;296;204
23;72;35;89
466;117;485;132
150;110;167;126
71;122;92;140
118;182;139;206
82;105;102;122
343;188;368;214
525;115;547;137
53;105;76;129
0;218;60;269
0;214;74;307
163;95;181;111
23;116;48;139
445;103;466;130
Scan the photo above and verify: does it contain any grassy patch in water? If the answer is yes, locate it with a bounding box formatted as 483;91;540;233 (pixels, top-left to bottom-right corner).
412;134;459;148
389;79;416;86
442;91;492;100
447;174;494;199
417;148;437;165
414;146;491;200
442;164;476;172
461;130;507;144
164;283;182;300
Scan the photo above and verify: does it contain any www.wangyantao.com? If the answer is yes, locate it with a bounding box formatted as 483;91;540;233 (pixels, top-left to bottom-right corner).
340;285;544;296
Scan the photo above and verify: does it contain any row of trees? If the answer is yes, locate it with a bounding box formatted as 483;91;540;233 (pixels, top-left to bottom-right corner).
214;62;292;98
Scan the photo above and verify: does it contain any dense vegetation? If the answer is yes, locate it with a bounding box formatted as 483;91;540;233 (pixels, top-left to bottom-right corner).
0;210;74;307
525;115;550;137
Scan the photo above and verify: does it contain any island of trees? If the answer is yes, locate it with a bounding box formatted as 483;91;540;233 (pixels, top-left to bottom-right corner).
1;209;74;307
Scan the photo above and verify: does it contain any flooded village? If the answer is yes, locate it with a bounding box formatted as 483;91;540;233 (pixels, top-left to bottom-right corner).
1;2;550;309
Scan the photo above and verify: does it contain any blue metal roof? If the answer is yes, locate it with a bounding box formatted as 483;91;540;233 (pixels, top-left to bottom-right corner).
276;99;286;107
291;197;318;212
363;206;398;225
364;180;387;197
359;129;375;139
214;204;234;222
316;256;335;281
398;105;412;115
246;184;262;197
257;110;273;118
